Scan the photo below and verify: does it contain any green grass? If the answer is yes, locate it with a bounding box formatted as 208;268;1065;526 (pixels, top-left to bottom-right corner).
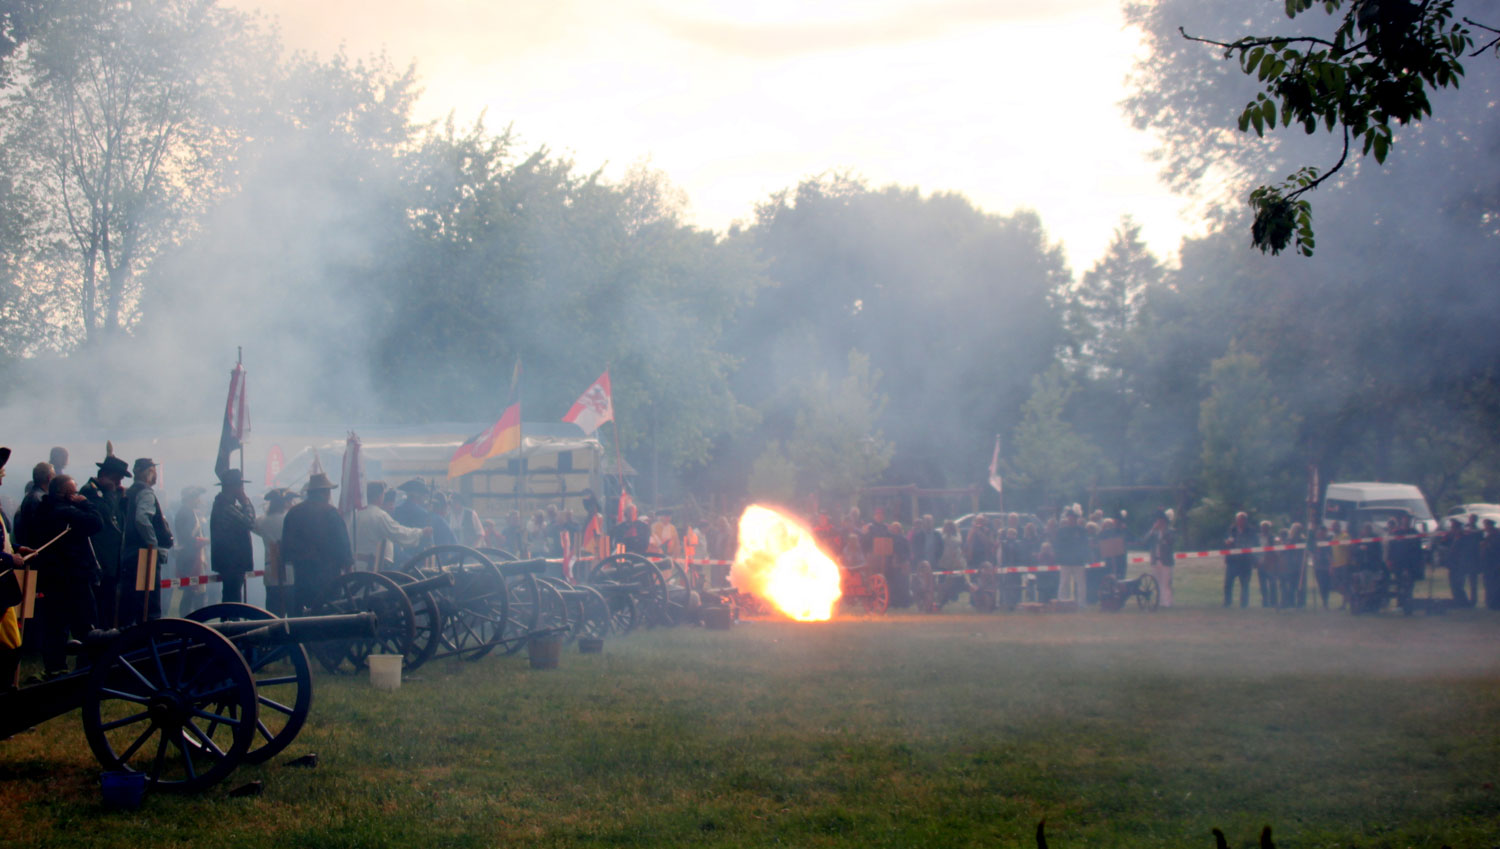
3;561;1499;848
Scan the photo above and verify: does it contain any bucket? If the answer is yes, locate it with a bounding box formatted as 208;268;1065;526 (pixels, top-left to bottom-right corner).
578;637;604;654
368;653;402;691
100;770;147;809
527;634;562;669
702;606;733;630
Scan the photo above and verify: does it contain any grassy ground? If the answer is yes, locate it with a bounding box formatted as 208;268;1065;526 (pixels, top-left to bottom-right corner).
2;561;1498;849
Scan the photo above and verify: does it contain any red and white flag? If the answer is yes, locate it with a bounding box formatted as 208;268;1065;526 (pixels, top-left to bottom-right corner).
214;359;250;480
339;432;365;516
562;371;614;435
988;434;1003;495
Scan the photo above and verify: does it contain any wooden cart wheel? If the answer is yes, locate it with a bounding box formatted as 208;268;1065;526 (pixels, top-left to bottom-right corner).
606;591;640;635
501;573;542;655
379;571;442;670
574;584;613;639
1136;574;1160;611
587;553;669;615
82;618;257;793
534;576;571;638
184;603;312;765
312;571;416;673
865;573;890;615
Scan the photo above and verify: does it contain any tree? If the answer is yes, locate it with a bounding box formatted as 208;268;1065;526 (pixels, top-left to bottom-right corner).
782;350;895;506
1008;365;1111;508
1198;350;1301;513
1173;0;1495;255
1062;216;1161;381
1;0;268;347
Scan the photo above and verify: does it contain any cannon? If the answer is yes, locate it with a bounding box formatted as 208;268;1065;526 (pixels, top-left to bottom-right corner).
311;569;455;673
838;564;889;615
0;608;376;794
583;553;700;631
1099;572;1160;612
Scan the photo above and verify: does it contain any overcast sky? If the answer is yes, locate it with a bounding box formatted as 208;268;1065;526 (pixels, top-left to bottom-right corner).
233;0;1203;272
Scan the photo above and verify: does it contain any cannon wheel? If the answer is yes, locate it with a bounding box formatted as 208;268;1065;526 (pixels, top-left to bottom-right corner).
862;573;890;615
607;592;640;635
82;618;258;793
501;573;541;655
185;603;312;765
539;578;612;641
379;571;442;670
534;577;572;639
312;571;416;674
653;559;697;628
1136;573;1160;611
588;553;668;621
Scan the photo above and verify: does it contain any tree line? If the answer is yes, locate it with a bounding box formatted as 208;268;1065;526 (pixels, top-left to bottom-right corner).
0;0;1495;540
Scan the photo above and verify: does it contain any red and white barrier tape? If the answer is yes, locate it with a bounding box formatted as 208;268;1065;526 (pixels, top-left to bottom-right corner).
156;569;266;589
1173;531;1437;561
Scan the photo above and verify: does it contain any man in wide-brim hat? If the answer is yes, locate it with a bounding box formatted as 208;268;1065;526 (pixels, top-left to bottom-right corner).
280;472;351;613
211;467;257;606
121;458;172;625
80;452;131;627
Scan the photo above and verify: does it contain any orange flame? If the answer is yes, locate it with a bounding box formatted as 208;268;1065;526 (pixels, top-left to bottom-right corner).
731;504;842;621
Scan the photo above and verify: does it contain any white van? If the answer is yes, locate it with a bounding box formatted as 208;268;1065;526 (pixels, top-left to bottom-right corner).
1322;482;1436;536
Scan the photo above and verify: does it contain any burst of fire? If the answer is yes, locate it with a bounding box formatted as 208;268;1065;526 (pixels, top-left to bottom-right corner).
730;504;842;622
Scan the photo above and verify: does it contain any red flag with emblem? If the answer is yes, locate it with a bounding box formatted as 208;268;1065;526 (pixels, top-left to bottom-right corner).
562;371;614;436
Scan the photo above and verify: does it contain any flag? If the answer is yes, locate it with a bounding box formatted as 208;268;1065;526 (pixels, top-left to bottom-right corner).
214;360;250;480
508;357;523;405
448;403;521;478
988;434;1003;494
265;444;285;487
562;371;614;435
339;432;365;516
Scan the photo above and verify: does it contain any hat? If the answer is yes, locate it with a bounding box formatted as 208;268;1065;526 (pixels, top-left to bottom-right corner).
0;447;9;470
181;485;207;500
132;458;157;474
96;456;131;479
397;479;429;496
264;487;299;504
216;468;250;487
305;472;338;491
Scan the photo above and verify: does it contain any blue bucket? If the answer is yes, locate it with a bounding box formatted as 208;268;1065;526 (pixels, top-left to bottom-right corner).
100;770;147;809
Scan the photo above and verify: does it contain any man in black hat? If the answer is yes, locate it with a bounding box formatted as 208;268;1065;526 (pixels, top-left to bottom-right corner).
80;454;131;628
122;458;173;625
281;472;352;613
210;468;257;604
31;474;105;676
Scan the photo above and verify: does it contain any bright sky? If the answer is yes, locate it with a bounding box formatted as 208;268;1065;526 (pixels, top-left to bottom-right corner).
234;0;1203;272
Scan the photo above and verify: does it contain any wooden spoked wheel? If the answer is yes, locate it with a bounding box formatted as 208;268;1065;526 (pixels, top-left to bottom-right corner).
379;571;443;670
81;618;257;793
312;571;416;673
1137;573;1160;611
184;603;312;765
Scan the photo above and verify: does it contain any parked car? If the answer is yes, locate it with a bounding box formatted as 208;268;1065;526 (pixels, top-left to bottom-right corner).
1323;482;1437;540
1443;503;1500;527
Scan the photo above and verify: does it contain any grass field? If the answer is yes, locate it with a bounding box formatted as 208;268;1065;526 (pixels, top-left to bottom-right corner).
2;561;1499;849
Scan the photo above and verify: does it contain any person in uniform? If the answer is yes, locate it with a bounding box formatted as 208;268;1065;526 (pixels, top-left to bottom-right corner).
210;469;257;605
610;503;650;556
649;508;681;557
349;481;427;571
32;475;104;676
280;472;352;613
122;458;172;625
80;454;130;628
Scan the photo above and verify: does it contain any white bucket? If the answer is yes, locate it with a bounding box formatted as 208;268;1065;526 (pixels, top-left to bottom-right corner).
368;654;402;691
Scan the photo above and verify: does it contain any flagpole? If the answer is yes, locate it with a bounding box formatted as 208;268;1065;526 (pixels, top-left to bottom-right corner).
237;347;245;474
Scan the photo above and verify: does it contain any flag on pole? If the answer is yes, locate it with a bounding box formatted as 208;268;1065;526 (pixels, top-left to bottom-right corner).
449;403;522;478
562;371;614;435
339;432;365;517
508;357;523;405
214;359;250;480
988;434;1003;494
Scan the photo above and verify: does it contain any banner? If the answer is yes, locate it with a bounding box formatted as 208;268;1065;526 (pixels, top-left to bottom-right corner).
449;403;522;478
563;371;614;435
339;432;365;516
215;358;250;480
988;434;1003;494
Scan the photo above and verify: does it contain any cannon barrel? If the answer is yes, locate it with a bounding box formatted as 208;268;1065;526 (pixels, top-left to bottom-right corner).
209;612;380;645
395;570;457;597
496;558;550;577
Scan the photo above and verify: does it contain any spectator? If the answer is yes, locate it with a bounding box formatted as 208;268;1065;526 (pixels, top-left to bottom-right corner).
1312;523;1334;609
886;521;912;608
1223;512;1256;608
1285;522;1307;607
174;486;209;614
909;560;937;612
255;488;298;616
447;494;484;549
500;510;527;557
610;504;650;556
13;461;54;546
1480;518;1499;610
1098;518;1127;580
1055;511;1088;605
1328;520;1353;609
47;446;68;477
936;519;969;605
649;508;680;557
1256;520;1279;608
1146;511;1176;607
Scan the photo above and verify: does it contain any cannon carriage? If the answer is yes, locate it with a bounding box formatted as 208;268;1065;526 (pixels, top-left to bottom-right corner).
0;608;376;794
1098;572;1161;612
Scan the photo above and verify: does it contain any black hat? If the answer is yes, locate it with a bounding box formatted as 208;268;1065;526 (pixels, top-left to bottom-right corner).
397;479;429;496
217;468;250;487
264;487;299;505
0;447;9;470
96;456;132;479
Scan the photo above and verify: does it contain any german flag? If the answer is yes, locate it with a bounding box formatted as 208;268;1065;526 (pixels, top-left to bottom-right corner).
448;403;521;478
